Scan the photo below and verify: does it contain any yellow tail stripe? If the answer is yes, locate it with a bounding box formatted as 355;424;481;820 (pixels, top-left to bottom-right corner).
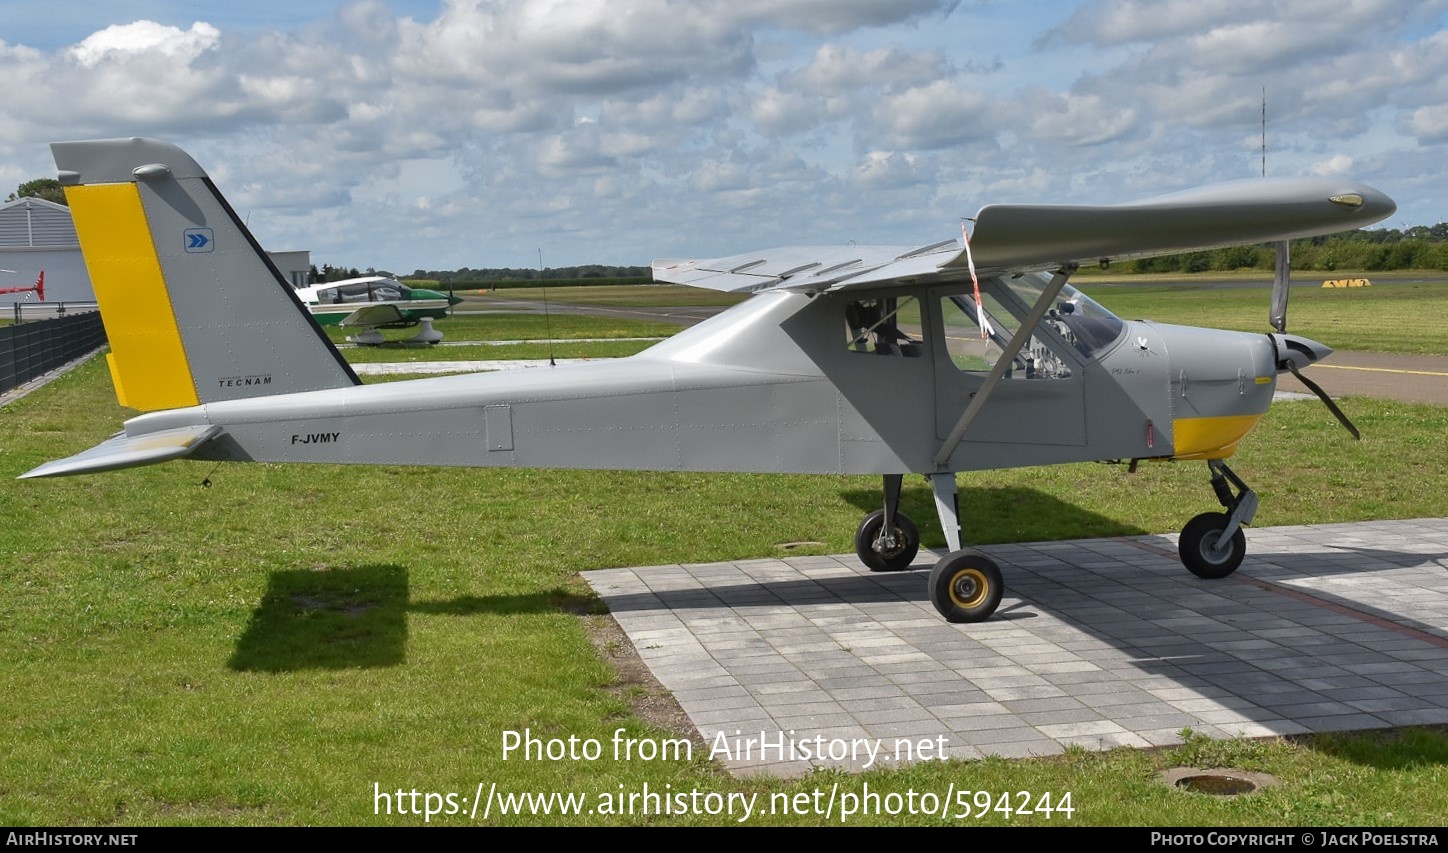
66;183;198;411
104;352;132;409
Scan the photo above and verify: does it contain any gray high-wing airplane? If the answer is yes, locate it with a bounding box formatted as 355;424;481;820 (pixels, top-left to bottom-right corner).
22;138;1395;623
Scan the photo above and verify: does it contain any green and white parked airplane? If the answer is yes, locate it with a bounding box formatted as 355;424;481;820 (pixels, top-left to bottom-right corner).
295;276;460;344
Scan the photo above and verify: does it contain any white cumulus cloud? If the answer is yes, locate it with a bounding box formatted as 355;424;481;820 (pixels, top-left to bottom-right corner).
71;20;219;66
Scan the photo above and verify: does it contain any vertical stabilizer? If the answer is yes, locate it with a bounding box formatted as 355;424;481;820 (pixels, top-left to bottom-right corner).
53;137;358;411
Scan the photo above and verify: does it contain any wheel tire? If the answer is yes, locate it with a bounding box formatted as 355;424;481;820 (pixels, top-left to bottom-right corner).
1179;511;1247;579
929;550;1004;623
854;510;920;572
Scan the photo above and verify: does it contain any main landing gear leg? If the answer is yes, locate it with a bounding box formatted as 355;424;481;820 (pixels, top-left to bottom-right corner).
1178;459;1257;579
931;472;961;553
926;472;1003;623
854;474;920;572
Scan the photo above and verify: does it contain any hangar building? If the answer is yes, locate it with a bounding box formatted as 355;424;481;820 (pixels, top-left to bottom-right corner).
0;197;90;307
0;196;311;308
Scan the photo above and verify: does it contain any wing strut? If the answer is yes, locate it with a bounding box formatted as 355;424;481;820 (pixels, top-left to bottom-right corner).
932;264;1077;467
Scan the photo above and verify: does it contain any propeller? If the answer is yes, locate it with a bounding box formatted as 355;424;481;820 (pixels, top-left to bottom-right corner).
1268;241;1360;439
1284;361;1360;439
1269;241;1289;333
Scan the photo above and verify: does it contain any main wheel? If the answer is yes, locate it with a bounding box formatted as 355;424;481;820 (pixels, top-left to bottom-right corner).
1178;511;1247;579
854;510;920;572
929;550;1004;623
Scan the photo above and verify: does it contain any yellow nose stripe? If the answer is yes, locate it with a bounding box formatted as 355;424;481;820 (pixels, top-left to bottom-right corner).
1172;414;1263;460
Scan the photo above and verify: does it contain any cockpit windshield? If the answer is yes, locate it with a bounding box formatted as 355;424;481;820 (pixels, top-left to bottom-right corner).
1001;272;1125;360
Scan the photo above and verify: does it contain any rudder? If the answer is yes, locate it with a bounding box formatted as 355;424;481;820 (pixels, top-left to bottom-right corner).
54;138;358;411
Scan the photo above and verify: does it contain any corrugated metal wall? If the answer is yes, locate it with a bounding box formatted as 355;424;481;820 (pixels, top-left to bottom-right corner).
0;198;78;248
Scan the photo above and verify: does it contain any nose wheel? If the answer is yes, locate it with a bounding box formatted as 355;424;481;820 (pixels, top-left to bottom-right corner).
1179;511;1247;578
1178;460;1255;579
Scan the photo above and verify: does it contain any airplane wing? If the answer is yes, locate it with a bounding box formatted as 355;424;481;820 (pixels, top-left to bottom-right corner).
326;304;407;328
19;425;222;479
653;177;1395;294
652;241;956;294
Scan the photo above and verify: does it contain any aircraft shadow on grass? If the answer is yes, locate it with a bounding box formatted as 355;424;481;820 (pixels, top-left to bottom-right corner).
228;564;409;672
227;564;595;672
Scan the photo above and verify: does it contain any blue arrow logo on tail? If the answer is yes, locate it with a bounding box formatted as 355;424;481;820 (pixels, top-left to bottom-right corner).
184;228;215;253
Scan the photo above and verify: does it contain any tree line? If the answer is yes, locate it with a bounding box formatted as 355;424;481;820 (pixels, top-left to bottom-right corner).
1122;224;1448;274
406;264;650;282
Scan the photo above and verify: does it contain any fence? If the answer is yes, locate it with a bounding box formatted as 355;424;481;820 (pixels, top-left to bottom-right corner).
12;301;100;323
0;310;107;395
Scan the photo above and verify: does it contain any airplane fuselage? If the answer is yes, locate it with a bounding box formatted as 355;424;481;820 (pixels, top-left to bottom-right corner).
120;284;1278;475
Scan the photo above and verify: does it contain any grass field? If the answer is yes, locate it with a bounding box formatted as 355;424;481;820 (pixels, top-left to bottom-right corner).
321;312;681;347
460;284;749;308
3;284;1448;825
1087;279;1448;356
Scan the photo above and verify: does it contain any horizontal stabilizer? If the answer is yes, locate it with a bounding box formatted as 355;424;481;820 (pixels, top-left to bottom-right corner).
19;424;222;479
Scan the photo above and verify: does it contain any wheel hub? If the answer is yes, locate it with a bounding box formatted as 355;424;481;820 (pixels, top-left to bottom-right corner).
873;527;903;556
1201;531;1231;562
949;569;988;608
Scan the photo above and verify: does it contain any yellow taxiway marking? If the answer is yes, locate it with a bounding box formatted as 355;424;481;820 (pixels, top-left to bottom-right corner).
1315;364;1448;378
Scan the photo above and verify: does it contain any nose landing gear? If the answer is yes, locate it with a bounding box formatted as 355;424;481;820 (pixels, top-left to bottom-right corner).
1179;459;1256;579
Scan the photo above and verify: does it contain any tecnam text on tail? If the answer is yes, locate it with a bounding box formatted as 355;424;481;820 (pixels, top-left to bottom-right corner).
24;137;1395;623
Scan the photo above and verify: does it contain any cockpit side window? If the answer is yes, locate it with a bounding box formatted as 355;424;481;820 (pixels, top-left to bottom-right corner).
938;280;1074;379
845;296;923;358
334;283;372;303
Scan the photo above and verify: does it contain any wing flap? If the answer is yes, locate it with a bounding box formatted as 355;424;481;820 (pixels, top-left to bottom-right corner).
652;243;952;293
19;425;222;479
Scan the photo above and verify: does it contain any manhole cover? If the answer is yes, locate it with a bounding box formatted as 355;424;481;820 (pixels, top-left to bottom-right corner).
1160;767;1278;796
1175;774;1257;795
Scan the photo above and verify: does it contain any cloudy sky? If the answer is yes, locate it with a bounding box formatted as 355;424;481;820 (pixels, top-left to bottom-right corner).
2;0;1444;272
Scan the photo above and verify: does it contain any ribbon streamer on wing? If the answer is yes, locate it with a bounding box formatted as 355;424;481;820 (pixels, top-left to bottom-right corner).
960;221;991;340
